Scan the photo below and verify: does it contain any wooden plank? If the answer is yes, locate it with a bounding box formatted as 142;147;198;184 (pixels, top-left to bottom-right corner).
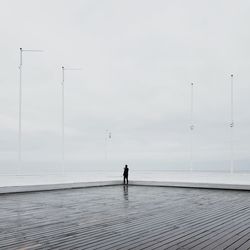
0;186;250;249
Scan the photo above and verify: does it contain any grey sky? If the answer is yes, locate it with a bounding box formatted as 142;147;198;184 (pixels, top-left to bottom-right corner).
0;0;250;170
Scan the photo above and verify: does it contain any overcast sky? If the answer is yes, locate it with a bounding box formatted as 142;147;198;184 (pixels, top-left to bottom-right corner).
0;0;250;170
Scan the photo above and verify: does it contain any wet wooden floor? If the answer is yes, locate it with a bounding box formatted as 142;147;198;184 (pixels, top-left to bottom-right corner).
0;185;250;250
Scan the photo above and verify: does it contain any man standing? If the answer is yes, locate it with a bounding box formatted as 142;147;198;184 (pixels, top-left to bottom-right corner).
123;165;129;185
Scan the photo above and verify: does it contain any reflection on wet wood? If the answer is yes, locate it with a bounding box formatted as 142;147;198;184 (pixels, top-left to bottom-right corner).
0;185;250;249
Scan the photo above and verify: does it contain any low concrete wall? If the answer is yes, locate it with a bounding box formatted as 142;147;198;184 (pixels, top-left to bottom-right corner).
1;180;250;194
0;181;122;194
129;181;250;191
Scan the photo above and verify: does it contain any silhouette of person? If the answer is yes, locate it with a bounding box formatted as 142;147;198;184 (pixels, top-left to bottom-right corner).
123;165;129;185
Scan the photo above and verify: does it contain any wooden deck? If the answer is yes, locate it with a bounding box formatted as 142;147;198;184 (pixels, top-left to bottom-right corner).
0;185;250;249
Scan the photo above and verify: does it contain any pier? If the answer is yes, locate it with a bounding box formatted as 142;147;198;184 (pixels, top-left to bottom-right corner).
1;184;250;249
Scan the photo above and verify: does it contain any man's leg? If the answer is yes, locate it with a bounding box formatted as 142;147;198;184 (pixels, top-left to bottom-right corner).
123;176;125;184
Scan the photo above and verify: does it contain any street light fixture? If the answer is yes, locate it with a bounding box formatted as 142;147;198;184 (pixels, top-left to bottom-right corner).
18;48;43;163
230;74;234;173
190;82;195;172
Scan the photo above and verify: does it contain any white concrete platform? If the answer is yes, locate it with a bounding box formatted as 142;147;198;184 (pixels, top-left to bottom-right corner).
1;171;250;194
129;181;250;191
1;171;250;187
0;181;121;194
1;179;250;194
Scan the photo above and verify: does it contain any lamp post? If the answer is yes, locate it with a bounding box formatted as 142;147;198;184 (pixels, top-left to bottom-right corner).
61;66;82;174
230;74;234;173
190;82;194;171
18;48;43;163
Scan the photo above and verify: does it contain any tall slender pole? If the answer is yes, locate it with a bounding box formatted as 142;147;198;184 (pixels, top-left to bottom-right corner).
230;74;234;173
190;82;194;171
61;67;65;174
18;48;43;165
18;48;23;162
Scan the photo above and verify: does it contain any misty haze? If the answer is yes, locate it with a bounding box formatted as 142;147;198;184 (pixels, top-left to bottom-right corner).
2;1;250;249
1;0;250;177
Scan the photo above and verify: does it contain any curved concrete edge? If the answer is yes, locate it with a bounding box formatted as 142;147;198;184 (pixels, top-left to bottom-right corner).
0;181;122;194
129;181;250;191
1;180;250;194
